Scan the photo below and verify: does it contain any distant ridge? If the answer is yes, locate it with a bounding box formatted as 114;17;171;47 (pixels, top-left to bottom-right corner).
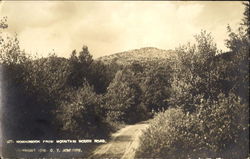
97;47;176;65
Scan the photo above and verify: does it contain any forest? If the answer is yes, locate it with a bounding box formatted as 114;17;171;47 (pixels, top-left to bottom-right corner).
0;2;249;158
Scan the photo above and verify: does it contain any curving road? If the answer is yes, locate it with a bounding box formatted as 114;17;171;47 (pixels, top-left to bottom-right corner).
89;121;149;159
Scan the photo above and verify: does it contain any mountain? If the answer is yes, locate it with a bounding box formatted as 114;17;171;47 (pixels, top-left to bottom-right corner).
97;47;176;65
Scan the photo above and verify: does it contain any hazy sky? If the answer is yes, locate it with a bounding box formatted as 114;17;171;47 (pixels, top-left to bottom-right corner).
0;1;245;58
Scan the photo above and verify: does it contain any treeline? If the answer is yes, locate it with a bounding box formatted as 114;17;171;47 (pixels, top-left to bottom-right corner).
136;2;249;158
0;17;173;140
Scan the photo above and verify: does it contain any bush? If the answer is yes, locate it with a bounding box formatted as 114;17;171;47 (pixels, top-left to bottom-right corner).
196;93;249;158
136;108;205;158
55;83;112;139
136;93;249;158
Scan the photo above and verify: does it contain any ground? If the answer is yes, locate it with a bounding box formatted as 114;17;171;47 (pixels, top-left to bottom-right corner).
89;121;149;159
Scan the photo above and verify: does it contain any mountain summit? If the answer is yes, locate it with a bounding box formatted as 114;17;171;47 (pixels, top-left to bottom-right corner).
98;47;175;65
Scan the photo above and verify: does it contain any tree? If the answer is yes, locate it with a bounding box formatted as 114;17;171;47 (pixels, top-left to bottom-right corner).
242;2;250;36
224;2;249;103
56;82;110;138
0;19;61;139
104;69;143;124
0;17;27;64
88;60;111;94
140;65;171;112
67;45;93;88
170;30;219;112
0;17;8;29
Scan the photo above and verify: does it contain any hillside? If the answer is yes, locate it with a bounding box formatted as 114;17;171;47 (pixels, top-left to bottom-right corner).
97;47;176;65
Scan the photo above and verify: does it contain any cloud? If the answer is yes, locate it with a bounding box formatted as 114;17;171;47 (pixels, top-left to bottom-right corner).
0;1;245;58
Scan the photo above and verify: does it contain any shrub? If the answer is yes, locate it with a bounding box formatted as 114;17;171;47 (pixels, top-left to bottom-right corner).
136;108;204;158
136;93;249;158
55;83;112;139
196;93;249;158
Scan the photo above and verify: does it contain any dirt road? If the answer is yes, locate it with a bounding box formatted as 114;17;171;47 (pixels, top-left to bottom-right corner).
90;121;149;159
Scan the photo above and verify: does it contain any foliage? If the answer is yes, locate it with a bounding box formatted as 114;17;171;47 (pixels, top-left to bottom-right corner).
137;3;249;157
67;46;93;88
0;19;114;139
67;46;114;94
169;30;219;112
26;56;71;102
0;20;59;139
140;64;172;112
55;83;112;138
1;3;249;156
104;68;144;124
224;16;249;103
242;2;250;36
136;93;249;158
88;60;112;94
103;60;173;124
0;17;8;29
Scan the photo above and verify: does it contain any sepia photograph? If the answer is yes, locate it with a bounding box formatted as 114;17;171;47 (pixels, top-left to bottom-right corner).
0;1;249;158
